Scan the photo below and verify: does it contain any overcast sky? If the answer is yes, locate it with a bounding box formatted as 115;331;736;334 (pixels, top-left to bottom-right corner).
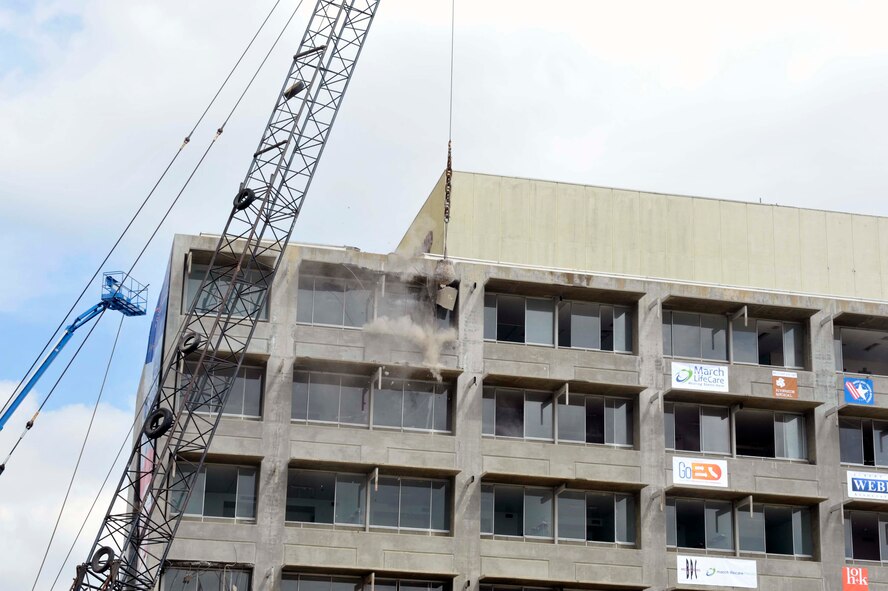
2;0;888;588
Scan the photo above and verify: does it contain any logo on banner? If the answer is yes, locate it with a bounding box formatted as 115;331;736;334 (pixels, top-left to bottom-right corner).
845;378;875;405
844;566;869;590
676;555;757;588
848;471;888;501
672;456;728;488
671;361;729;393
772;370;798;399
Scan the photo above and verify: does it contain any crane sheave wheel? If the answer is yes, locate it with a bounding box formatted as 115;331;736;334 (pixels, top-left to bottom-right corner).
179;332;202;355
90;546;115;573
144;407;174;439
233;188;257;211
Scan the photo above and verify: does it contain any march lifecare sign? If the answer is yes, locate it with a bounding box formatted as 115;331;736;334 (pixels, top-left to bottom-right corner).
676;555;757;588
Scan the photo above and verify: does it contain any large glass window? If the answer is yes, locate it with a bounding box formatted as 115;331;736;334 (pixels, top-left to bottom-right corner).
286;470;451;533
839;418;888;466
172;463;257;520
164;567;251;591
737;505;812;556
186;262;269;320
182;363;263;418
666;498;733;551
282;574;446;591
663;311;727;361
732;318;805;368
482;484;635;545
846;511;883;561
293;371;452;433
836;327;888;375
735;409;807;460
483;387;633;446
484;294;632;352
664;403;730;454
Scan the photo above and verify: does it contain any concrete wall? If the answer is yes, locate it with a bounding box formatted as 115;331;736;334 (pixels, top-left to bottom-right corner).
400;171;888;301
160;232;888;591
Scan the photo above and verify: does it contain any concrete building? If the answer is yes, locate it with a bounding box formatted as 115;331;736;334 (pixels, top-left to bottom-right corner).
152;171;888;591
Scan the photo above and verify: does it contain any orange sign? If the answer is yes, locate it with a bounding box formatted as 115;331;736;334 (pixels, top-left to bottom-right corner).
772;370;798;399
844;567;868;590
691;462;723;481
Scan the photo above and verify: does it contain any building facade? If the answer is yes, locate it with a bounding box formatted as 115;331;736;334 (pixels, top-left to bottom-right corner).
152;172;888;591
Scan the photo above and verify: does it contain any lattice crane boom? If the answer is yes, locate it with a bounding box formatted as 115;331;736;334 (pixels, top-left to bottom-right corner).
72;2;380;589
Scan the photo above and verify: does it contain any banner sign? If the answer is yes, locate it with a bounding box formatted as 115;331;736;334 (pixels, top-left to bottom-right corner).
772;370;798;399
845;377;875;405
676;555;757;588
672;456;728;488
844;566;869;590
671;361;729;393
848;471;888;501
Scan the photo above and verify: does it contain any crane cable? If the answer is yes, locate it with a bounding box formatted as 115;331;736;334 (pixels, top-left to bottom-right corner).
442;0;456;259
0;0;285;422
30;315;125;591
0;0;304;469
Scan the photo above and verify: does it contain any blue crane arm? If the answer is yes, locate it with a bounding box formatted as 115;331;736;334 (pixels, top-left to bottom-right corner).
0;302;108;431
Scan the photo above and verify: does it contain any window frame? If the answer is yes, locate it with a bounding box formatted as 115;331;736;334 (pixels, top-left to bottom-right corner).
845;509;888;562
280;573;447;591
163;566;252;591
185;261;270;321
664;402;731;456
731;318;805;370
734;408;808;461
737;503;814;558
174;462;258;522
665;497;734;553
181;362;265;420
839;417;888;467
835;325;888;376
662;310;728;362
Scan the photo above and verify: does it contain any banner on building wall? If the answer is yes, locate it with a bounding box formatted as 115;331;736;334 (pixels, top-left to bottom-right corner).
847;471;888;501
676;555;757;588
671;361;729;393
843;567;869;590
844;377;875;405
672;456;728;488
772;370;798;399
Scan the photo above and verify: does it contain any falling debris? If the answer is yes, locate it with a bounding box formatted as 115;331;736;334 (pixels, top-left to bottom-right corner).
363;315;457;381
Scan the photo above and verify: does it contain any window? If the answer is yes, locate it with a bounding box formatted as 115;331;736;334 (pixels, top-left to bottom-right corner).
735;409;807;460
484;293;632;352
282;574;446;591
839;418;888;466
666;498;733;551
845;511;886;561
664;403;730;454
164;567;251;591
738;504;812;557
286;470;366;526
481;484;635;545
297;274;454;330
182;363;263;418
292;371;452;433
663;311;727;361
836;327;888;375
483;387;633;446
370;476;451;532
286;470;451;533
186;262;268;320
732;318;805;368
172;463;257;520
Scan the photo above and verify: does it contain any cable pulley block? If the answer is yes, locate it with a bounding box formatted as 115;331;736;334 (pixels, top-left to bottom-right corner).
233;188;257;211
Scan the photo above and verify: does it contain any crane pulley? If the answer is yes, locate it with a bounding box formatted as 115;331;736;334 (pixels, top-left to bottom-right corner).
71;2;380;589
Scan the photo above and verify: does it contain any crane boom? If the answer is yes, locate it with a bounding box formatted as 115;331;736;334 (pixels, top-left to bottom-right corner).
72;2;380;589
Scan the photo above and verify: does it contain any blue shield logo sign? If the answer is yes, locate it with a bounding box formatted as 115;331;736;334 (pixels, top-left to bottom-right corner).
845;377;875;405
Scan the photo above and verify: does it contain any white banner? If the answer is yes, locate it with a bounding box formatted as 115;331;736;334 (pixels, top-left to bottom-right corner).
671;361;729;393
848;471;888;501
676;555;757;588
672;456;728;488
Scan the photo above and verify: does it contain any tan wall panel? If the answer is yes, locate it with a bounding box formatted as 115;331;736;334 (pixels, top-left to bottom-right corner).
719;200;750;286
612;189;641;275
746;203;776;289
583;186;614;272
555;183;588;270
691;197;723;284
773;206;802;293
500;176;532;265
799;208;830;295
664;195;694;282
852;215;881;299
528;180;557;267
825;211;855;297
473;174;503;263
638;192;669;277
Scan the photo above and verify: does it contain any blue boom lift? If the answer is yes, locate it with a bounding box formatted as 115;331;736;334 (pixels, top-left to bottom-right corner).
0;272;147;432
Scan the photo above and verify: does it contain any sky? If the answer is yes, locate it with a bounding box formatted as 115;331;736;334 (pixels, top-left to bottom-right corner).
2;0;888;588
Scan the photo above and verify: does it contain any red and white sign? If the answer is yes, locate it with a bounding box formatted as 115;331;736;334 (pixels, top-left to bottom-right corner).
672;456;729;488
844;567;869;590
772;370;798;399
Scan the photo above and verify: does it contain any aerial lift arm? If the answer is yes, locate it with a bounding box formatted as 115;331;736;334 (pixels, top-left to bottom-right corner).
0;273;147;433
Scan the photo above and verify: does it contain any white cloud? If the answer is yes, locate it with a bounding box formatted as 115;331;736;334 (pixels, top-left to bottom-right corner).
0;382;132;590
